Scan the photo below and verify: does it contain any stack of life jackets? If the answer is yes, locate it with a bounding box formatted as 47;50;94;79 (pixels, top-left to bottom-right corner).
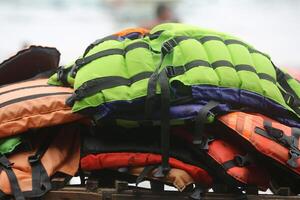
1;23;300;199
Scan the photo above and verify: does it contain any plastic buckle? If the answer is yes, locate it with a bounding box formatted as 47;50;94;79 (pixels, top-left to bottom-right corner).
57;66;65;81
75;58;86;67
65;93;77;107
287;149;300;168
234;154;251;167
0;156;12;169
165;66;176;78
28;154;41;165
162;38;177;55
69;64;78;78
286;93;295;106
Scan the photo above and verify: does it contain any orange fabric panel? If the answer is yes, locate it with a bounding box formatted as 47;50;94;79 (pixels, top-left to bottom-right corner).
114;28;149;37
0;124;80;195
0;78;84;138
219;111;300;175
129;167;194;192
81;152;213;187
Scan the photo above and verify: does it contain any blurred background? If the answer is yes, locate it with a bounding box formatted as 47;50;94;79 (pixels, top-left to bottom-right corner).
0;0;300;71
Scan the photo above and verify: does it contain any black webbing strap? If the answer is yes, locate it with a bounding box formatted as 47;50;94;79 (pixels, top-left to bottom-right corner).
193;101;219;150
148;30;164;40
66;71;153;106
164;59;276;84
153;69;171;178
255;121;300;168
70;41;152;78
161;36;190;57
23;132;57;198
165;60;211;78
146;36;192;118
136;165;157;185
70;48;124;78
258;73;276;84
222;154;253;171
275;66;300;114
83;35;120;57
211;60;234;69
0;155;25;200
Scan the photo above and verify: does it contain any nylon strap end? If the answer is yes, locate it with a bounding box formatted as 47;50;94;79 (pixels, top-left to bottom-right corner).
65;94;77;107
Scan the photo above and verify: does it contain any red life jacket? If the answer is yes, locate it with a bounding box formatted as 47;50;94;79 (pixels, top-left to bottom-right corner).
81;152;212;188
172;126;270;190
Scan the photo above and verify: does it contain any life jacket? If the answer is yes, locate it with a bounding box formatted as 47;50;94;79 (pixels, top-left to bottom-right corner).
0;78;83;139
172;126;270;190
80;125;269;191
81;152;212;189
49;23;300;129
217;111;300;193
0;46;60;85
0;124;80;200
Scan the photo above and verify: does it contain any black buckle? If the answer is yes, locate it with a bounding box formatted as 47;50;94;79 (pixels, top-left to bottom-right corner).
0;156;12;169
69;64;78;78
75;58;86;67
65;93;77;107
165;66;175;78
286;93;295;106
165;66;186;78
287;149;300;168
28;154;41;164
234;154;252;167
162;38;178;55
57;66;65;81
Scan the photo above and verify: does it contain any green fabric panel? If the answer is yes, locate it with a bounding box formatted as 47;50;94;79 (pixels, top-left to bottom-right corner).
168;39;219;86
201;38;240;88
48;73;62;86
0;137;22;155
226;44;263;95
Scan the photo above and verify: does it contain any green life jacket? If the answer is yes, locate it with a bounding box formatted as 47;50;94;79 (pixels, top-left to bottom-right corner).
49;23;300;126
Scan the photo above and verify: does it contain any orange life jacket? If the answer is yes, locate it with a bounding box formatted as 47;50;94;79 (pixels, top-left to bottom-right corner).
0;124;80;200
0;78;83;138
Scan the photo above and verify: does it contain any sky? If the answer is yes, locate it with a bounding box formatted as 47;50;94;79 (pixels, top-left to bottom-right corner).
0;0;299;68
